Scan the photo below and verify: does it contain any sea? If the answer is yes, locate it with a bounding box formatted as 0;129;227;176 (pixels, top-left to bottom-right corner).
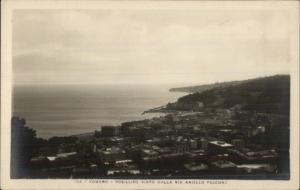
13;84;187;139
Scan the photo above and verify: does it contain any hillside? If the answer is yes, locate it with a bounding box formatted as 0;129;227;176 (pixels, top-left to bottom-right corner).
168;75;290;115
169;80;244;93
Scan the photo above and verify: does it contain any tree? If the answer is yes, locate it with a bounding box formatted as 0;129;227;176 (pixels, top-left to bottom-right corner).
11;117;45;178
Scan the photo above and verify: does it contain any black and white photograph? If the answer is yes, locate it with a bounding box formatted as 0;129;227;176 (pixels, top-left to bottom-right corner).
1;1;299;190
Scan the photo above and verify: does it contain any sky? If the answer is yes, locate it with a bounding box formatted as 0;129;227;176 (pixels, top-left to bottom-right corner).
13;8;291;85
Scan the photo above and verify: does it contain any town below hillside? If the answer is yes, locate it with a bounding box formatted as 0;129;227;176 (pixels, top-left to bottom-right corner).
11;75;290;179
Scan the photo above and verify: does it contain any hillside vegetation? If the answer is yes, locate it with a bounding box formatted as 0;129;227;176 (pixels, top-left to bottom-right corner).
169;75;290;115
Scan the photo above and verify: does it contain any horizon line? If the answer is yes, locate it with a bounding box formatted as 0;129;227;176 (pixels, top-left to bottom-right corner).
13;73;290;87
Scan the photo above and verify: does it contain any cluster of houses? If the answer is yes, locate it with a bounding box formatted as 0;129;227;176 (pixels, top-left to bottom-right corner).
26;108;286;178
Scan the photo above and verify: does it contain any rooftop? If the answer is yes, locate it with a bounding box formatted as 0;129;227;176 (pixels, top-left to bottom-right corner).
184;162;208;171
56;152;77;158
209;141;234;148
212;160;236;169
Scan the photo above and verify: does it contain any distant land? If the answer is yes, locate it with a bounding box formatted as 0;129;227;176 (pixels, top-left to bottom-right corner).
169;75;287;93
146;75;290;115
170;80;243;93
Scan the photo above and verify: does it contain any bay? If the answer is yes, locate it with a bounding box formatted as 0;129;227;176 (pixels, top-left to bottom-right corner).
13;84;186;139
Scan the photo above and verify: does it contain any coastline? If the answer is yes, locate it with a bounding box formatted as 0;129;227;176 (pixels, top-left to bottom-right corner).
13;84;186;138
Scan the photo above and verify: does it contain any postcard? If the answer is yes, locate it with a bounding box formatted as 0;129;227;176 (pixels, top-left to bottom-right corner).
1;0;299;189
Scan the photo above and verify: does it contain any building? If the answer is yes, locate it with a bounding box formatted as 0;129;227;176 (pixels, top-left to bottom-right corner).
231;139;245;150
228;148;278;164
236;164;277;174
208;141;234;155
185;150;208;162
184;162;209;173
106;160;140;176
211;160;236;173
101;126;120;137
190;139;198;149
141;149;159;158
175;141;190;153
200;138;209;150
99;147;126;164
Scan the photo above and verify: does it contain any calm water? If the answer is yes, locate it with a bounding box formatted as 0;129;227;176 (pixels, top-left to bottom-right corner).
13;84;186;138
